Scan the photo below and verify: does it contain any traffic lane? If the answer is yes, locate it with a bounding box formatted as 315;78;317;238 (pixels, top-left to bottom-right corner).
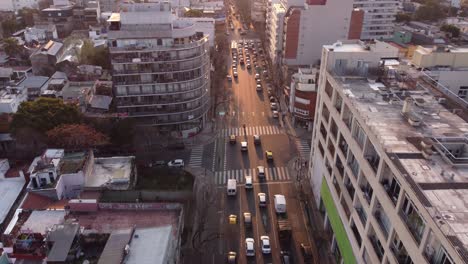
240;184;258;264
255;180;276;264
268;182;312;264
224;191;241;262
225;134;292;170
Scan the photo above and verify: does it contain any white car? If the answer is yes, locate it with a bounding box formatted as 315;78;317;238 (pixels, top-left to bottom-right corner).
233;71;238;78
255;73;260;79
245;175;253;189
246;238;255;257
260;236;271;254
258;192;267;207
270;102;278;110
256;84;262;91
227;75;232;81
167;159;184;168
272;110;279;118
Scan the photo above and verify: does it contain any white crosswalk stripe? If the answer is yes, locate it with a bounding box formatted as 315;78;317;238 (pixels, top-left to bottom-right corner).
188;145;203;167
296;139;311;158
215;167;290;185
220;126;282;137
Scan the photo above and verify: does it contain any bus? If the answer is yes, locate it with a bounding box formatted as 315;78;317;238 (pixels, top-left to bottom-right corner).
231;41;237;53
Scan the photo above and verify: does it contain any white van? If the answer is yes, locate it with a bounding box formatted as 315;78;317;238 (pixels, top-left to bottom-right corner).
274;194;286;213
227;179;237;196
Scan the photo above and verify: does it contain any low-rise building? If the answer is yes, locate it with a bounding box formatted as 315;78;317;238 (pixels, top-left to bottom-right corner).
0;86;28;113
0;159;26;230
412;45;468;101
27;149;136;200
30;41;65;76
285;67;317;130
24;24;58;44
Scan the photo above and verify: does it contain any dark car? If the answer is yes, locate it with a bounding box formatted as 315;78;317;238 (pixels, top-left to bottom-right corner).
280;251;291;264
300;243;313;263
227;251;237;263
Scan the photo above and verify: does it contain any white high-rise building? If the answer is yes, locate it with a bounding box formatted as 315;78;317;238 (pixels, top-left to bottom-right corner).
353;0;399;40
309;39;468;264
108;2;210;133
265;2;286;65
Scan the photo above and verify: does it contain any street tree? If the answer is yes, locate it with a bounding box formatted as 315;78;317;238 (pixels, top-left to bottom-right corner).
18;8;39;27
441;24;461;38
3;38;23;57
191;170;219;257
184;9;203;17
46;124;109;149
10;98;82;136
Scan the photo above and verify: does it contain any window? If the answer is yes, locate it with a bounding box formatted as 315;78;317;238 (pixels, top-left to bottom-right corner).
400;195;425;244
347;151;360;178
458;86;468;99
352;121;366;149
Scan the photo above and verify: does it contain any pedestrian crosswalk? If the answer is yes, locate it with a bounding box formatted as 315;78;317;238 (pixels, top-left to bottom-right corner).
295;139;311;158
188;145;203;168
214;167;290;185
219;126;282;137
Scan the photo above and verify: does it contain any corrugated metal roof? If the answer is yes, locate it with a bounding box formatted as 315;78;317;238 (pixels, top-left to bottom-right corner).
98;228;133;264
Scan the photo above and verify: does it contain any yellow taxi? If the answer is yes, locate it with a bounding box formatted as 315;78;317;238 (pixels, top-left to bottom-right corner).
265;150;273;160
229;214;237;224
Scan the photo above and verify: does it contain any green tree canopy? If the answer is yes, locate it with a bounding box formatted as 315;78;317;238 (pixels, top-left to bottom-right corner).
415;1;447;21
396;12;412;23
185;9;204;17
46;124;109;149
1;19;20;37
79;40;111;69
3;38;22;57
441;24;461;38
10;98;82;135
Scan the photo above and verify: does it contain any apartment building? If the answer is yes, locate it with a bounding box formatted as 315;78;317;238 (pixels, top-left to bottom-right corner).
266;2;286;65
251;0;267;22
353;0;399;40
108;2;211;133
282;0;354;66
309;40;467;264
412;45;468;101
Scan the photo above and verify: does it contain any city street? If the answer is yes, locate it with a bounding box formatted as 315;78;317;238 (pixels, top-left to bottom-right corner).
198;7;314;264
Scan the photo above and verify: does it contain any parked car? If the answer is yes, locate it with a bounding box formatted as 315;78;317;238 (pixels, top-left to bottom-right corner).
167;159;184;168
227;75;232;81
272;110;279;118
256;84;262;91
233;71;238;78
300;243;313;262
270;102;278;110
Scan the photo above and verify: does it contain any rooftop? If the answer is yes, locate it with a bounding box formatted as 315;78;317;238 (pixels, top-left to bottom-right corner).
21;210;66;234
0;176;25;225
46;223;80;262
124;226;172;264
326;58;468;254
85;156;134;189
97;228;133;264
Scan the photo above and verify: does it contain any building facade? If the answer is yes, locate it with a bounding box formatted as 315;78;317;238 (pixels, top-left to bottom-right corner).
282;0;354;66
353;0;399;40
265;2;286;65
251;0;267;22
108;2;210;134
285;67;317;130
309;40;466;264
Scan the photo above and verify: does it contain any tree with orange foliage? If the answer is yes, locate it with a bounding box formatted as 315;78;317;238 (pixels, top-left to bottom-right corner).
46;124;109;149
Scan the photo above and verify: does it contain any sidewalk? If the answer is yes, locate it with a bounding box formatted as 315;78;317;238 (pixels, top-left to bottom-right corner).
287;158;336;264
184;122;217;147
277;94;312;140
